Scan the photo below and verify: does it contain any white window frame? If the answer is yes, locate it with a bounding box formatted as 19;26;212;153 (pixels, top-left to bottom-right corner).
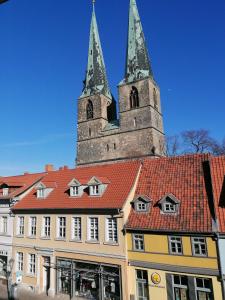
136;202;147;212
70;186;79;197
57;217;66;239
88;217;99;241
17;252;23;272
195;277;212;299
2;188;9;196
163;202;176;213
0;216;8;234
28;253;36;275
42;216;51;238
29;216;37;237
106;218;118;243
169;236;183;255
71;217;82;241
18;216;24;236
172;275;189;299
90;185;100;196
133;234;144;251
192;237;207;256
37;188;45;198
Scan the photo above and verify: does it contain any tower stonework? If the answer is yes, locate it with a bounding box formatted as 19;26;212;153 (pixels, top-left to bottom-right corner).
76;0;165;166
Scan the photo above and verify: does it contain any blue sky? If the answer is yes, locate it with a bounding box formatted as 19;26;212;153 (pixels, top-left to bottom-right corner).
0;0;225;176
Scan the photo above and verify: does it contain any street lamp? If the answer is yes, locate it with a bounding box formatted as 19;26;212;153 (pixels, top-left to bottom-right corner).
3;258;14;300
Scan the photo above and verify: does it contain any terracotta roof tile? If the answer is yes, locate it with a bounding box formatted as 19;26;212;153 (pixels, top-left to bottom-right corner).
126;154;213;233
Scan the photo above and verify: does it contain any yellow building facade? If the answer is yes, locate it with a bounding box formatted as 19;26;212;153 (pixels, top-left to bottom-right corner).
126;232;222;300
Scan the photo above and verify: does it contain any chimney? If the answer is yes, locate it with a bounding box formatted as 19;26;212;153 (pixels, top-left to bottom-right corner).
45;164;54;172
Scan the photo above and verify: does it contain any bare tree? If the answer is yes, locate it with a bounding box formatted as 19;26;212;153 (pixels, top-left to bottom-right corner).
181;129;216;154
211;138;225;155
165;135;180;156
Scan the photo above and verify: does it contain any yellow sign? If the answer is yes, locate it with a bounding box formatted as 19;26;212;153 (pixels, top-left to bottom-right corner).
151;272;161;285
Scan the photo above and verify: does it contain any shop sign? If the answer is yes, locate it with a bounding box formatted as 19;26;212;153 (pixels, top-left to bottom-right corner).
151;272;161;285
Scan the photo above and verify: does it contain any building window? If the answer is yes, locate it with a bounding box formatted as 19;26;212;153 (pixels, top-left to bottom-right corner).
2;188;9;196
133;117;137;127
58;217;66;239
136;270;149;300
130;86;139;109
133;234;144;251
28;254;36;275
88;217;98;241
70;186;79;197
90;185;100;196
17;252;23;272
87;100;94;120
72;217;81;241
172;275;189;300
43;217;51;238
136;202;148;212
106;144;109;152
169;237;183;255
106;218;118;243
89;127;92;137
0;216;8;234
30;217;37;237
113;143;116;150
195;278;213;299
164;202;176;213
18;216;24;235
192;237;207;256
37;188;45;198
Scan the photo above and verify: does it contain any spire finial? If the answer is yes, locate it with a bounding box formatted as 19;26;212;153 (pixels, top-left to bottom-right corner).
92;0;95;9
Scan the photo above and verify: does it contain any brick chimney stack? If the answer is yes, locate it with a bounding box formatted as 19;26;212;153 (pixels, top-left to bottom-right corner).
45;164;54;172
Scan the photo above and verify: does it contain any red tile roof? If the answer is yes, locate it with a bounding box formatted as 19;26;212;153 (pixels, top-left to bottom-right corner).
126;154;214;233
210;156;225;233
0;173;45;199
13;161;141;211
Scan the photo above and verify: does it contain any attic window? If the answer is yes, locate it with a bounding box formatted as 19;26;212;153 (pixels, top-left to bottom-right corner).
90;185;100;196
132;196;151;213
137;202;147;212
70;186;79;197
2;188;9;196
159;194;180;214
37;188;45;198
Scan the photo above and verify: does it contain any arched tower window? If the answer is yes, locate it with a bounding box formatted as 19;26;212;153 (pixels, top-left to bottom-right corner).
153;88;158;110
86;100;93;120
130;86;139;109
89;128;92;137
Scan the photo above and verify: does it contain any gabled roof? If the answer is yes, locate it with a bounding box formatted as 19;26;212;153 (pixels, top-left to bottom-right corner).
209;156;225;233
13;161;141;211
0;173;45;200
158;194;180;205
126;154;213;233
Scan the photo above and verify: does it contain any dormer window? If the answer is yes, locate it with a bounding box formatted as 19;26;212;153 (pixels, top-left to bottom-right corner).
2;188;9;196
70;186;79;197
90;185;100;196
132;196;151;213
158;194;180;214
37;188;45;198
68;179;82;197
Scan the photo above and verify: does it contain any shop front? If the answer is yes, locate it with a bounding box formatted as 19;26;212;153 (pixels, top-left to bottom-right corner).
57;258;122;300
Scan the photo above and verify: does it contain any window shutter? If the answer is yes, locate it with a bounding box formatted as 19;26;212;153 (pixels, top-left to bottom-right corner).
166;273;173;300
187;276;196;300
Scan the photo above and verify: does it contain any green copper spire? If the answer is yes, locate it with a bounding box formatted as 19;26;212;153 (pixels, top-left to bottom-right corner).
122;0;153;84
80;2;112;100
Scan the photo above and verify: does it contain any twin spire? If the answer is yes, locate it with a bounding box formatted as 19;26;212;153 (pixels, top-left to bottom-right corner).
81;0;153;99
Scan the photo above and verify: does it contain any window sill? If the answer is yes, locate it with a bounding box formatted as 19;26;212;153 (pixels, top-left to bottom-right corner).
27;236;36;239
170;252;183;256
15;235;24;238
103;242;119;246
0;233;11;237
132;249;145;252
40;236;51;240
193;254;207;257
55;238;66;242
85;240;100;244
70;239;82;243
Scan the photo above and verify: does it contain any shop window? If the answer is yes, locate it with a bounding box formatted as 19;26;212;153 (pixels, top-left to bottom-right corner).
172;275;189;300
195;278;213;300
169;236;183;255
133;234;144;251
136;270;149;300
192;237;207;256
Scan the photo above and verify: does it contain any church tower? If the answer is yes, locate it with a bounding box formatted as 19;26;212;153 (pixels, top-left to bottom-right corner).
118;0;165;157
76;0;165;166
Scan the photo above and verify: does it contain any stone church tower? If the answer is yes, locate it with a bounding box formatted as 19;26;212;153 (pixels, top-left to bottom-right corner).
76;0;165;166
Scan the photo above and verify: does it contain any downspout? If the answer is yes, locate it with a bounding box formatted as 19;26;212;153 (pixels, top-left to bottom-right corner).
204;160;225;300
